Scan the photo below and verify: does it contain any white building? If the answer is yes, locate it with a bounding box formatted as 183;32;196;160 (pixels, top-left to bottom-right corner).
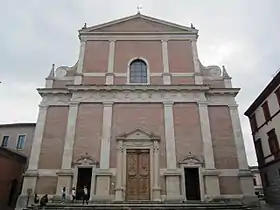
245;71;280;205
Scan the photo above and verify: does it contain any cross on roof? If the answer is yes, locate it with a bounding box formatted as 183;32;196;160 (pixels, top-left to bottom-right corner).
137;5;142;14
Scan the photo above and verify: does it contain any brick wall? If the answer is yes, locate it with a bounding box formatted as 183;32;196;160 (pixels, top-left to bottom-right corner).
173;103;203;162
73;103;103;162
83;41;109;73
208;106;239;169
168;40;194;73
219;177;242;194
38;106;69;169
35;177;57;194
114;41;163;73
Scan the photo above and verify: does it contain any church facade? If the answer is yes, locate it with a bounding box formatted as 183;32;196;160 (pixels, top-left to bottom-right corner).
19;13;255;203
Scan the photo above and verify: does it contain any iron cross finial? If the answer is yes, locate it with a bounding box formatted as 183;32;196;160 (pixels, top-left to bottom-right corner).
137;5;142;14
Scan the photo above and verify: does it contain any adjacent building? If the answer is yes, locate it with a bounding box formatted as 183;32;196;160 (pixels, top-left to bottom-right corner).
0;123;35;162
249;166;263;196
17;12;257;207
245;71;280;205
0;123;34;209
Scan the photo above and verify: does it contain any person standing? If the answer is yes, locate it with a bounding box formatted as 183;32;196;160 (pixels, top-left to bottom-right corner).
82;186;89;205
71;187;76;203
61;187;66;203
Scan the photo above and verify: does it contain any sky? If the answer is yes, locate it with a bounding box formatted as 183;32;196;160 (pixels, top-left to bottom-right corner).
1;0;280;166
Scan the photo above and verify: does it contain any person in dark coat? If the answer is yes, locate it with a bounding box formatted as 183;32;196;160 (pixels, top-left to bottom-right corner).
34;194;39;204
40;194;48;209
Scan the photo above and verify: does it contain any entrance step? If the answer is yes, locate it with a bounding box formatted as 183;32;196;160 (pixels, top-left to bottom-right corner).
24;202;251;210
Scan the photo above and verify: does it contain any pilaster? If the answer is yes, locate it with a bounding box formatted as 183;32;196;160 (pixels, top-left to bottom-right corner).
115;143;124;201
191;40;203;84
56;102;79;196
152;141;161;201
163;102;181;201
161;40;171;85
229;104;254;196
198;102;220;197
20;105;48;201
95;102;113;200
61;102;79;169
163;102;176;168
228;104;249;169
28;105;48;170
74;40;86;85
106;40;115;85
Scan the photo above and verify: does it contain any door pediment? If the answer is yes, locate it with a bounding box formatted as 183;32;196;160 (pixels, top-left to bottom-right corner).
116;128;160;141
73;152;99;166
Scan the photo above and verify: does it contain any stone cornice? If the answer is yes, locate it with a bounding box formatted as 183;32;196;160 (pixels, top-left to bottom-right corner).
38;86;238;106
68;85;209;92
207;88;240;96
37;86;239;96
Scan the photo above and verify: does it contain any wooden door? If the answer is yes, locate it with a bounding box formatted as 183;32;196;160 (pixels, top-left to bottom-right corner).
126;149;150;201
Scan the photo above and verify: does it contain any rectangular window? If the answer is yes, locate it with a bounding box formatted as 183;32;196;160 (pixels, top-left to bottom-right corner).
1;136;9;147
267;129;280;158
275;87;280;106
255;139;265;165
250;114;258;132
16;135;25;149
262;101;271;121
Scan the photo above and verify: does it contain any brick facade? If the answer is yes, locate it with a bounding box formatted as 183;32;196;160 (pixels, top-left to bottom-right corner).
208;106;239;169
38;106;68;169
17;13;255;207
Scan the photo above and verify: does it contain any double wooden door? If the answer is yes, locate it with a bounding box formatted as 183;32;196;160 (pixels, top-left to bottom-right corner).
126;149;150;201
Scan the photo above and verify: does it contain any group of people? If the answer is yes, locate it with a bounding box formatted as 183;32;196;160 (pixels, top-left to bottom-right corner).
62;186;89;204
33;186;89;207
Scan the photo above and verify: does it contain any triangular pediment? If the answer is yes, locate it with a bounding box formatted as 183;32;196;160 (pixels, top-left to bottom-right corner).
117;128;160;141
81;13;197;34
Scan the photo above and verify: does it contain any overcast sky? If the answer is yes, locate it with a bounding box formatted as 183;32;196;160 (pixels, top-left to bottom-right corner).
1;0;280;166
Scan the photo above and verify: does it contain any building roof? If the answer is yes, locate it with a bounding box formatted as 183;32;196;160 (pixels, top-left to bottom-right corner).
0;123;36;128
0;146;27;164
79;12;198;35
244;70;280;117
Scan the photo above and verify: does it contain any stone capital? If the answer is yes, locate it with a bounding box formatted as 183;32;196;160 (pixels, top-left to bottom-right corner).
103;101;114;107
69;101;79;107
197;101;208;107
38;104;49;110
163;101;174;106
228;104;238;110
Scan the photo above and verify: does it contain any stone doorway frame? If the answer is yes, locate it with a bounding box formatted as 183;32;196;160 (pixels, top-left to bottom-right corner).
114;128;161;201
179;154;205;202
72;153;99;200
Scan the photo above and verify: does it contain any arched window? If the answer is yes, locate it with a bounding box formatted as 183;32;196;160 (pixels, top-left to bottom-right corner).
129;59;148;83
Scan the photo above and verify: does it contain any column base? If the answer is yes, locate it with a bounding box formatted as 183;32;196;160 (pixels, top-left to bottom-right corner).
164;172;182;202
203;170;220;197
152;187;161;201
55;170;73;198
242;195;260;208
94;170;112;200
114;187;124;201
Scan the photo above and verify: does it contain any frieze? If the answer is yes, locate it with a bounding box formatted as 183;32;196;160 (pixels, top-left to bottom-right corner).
38;85;238;106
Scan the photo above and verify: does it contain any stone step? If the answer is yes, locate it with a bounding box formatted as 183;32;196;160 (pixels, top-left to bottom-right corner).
24;202;250;210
